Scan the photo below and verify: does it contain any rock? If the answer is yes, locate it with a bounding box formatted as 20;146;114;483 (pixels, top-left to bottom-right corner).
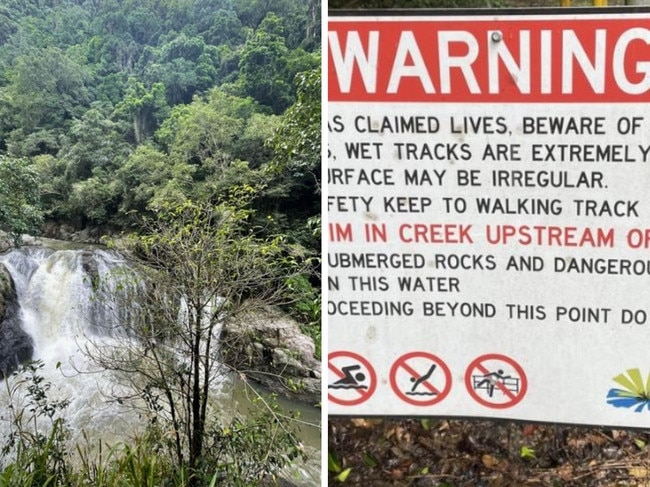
41;222;76;241
41;221;108;244
0;232;12;252
221;305;320;405
20;234;43;246
0;263;33;374
81;250;100;286
0;263;13;318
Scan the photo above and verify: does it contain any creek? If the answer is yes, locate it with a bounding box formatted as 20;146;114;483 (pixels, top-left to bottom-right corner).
0;245;320;485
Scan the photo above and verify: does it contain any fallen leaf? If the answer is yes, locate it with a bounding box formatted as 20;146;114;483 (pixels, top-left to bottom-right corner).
629;467;649;478
351;418;380;428
482;454;499;468
389;468;404;479
586;433;608;446
335;468;351;483
522;424;537;436
557;464;574;480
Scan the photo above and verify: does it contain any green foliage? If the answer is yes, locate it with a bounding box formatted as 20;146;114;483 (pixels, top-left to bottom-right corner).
114;78;169;144
90;191;311;486
142;34;218;105
520;445;536;459
205;8;245;47
0;365;305;486
203;394;305;486
330;0;489;6
362;451;379;468
0;1;320;241
285;273;321;358
2;47;91;156
0;155;43;245
62;107;129;180
113;144;192;221
237;13;294;113
156;89;249;171
267;67;321;180
420;418;433;431
262;66;321;255
328;451;352;483
68;175;117;225
1;361;71;487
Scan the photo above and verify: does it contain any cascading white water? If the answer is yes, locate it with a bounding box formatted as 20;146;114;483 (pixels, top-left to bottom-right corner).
0;246;321;484
0;247;146;442
0;247;236;439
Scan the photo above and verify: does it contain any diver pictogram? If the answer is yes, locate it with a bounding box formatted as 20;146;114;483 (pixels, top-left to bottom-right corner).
389;352;451;406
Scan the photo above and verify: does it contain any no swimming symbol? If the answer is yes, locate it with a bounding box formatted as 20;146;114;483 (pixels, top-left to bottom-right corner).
328;350;377;406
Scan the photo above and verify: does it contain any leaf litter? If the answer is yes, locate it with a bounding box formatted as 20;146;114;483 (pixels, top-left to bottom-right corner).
328;418;650;486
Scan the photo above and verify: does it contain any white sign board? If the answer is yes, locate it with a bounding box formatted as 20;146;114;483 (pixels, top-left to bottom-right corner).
327;9;650;426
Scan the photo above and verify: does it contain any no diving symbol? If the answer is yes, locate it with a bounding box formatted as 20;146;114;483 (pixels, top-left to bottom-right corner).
465;353;528;409
389;352;451;406
328;351;377;406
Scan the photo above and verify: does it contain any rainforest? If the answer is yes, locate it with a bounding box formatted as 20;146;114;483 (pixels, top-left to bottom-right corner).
0;1;321;486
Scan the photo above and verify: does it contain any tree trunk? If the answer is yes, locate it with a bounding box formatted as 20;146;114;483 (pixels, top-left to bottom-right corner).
189;312;204;487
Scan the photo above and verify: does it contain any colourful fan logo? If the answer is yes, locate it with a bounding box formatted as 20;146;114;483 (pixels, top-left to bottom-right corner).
607;368;650;412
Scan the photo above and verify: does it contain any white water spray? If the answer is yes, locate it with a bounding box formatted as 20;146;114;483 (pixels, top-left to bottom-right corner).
0;246;320;484
0;248;145;441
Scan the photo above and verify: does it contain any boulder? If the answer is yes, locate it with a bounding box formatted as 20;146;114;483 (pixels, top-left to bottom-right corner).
0;263;13;317
220;305;320;405
0;263;33;374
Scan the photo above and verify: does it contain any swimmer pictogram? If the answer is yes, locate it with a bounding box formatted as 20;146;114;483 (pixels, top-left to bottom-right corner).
328;351;377;406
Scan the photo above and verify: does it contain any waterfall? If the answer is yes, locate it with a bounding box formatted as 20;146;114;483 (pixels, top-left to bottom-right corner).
1;248;131;362
0;247;232;440
0;247;145;443
0;246;320;485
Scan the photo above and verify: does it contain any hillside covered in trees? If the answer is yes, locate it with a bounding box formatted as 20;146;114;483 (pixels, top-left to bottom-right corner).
0;0;320;242
0;0;322;352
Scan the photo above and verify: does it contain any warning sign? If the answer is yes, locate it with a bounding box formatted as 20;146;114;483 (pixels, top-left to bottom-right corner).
328;350;377;406
389;352;452;406
328;8;650;427
465;354;528;409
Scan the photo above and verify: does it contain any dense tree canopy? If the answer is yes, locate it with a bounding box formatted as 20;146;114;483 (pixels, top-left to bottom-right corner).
0;0;320;250
0;155;43;244
0;0;322;338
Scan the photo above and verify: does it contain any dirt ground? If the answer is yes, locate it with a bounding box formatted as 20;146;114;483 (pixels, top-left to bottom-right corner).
328;418;650;486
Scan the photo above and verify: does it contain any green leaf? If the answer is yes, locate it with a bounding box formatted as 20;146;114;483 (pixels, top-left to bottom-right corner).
328;451;342;473
362;452;378;468
335;468;352;483
520;445;536;459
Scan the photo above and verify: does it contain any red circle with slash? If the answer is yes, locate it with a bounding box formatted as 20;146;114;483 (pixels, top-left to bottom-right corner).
389;351;452;406
328;350;377;406
465;353;528;409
